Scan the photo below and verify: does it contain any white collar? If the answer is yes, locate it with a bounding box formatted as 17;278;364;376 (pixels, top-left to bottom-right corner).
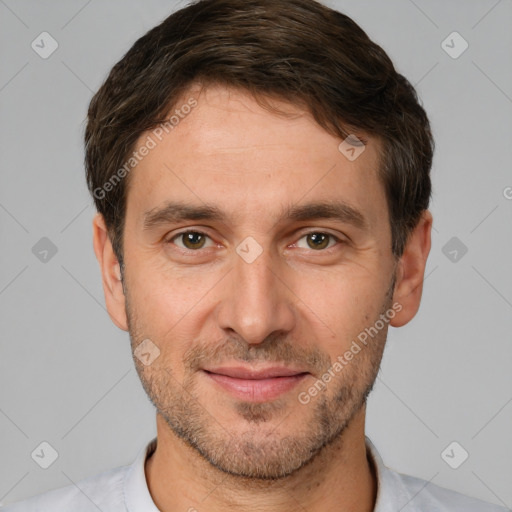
124;436;159;512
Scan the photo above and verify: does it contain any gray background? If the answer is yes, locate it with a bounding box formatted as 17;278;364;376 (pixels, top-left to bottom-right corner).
1;0;511;508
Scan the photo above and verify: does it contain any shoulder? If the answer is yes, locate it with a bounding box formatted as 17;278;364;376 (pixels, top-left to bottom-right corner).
393;470;508;512
1;464;129;512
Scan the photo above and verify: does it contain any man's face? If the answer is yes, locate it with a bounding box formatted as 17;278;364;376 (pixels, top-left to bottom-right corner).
121;85;397;479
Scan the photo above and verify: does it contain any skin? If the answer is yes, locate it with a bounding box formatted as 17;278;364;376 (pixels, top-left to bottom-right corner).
93;84;432;512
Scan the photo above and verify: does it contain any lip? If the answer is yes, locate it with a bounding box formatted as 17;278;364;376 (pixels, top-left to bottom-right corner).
202;366;309;402
204;366;307;379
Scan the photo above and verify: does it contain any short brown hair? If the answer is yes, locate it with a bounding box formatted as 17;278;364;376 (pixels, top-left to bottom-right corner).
85;0;433;265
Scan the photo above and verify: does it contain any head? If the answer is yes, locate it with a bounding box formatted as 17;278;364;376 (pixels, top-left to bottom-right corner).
88;0;433;480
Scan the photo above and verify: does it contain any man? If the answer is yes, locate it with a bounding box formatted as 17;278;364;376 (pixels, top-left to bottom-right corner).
3;0;506;511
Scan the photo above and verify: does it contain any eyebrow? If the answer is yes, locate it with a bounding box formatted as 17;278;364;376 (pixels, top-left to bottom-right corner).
142;199;369;232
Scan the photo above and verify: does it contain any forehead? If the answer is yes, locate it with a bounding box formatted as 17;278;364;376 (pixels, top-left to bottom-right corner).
125;84;387;234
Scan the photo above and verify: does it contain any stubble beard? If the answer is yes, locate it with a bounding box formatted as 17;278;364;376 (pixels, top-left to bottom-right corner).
125;274;395;481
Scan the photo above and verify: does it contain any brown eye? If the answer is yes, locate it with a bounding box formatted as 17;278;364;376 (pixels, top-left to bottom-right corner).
296;232;340;251
306;233;329;250
170;231;210;250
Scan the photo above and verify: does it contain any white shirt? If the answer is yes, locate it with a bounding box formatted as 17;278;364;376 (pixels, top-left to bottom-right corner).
1;436;507;511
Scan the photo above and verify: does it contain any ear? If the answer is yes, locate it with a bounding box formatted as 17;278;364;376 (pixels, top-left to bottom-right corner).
92;213;128;331
390;210;433;328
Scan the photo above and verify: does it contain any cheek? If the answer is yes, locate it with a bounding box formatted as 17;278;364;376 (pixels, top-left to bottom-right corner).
294;269;387;351
125;265;219;366
129;261;218;322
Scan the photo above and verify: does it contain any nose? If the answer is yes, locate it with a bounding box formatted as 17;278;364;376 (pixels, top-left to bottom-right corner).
215;244;296;345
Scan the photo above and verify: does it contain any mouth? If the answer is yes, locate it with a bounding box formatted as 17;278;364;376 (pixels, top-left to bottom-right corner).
202;366;310;402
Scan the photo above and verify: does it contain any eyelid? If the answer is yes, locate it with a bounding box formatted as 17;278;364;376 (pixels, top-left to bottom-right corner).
296;227;345;240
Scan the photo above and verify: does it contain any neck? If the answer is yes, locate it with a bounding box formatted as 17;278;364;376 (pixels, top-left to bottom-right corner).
145;406;377;512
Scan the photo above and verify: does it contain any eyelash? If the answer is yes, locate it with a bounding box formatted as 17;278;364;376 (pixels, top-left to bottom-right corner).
165;229;344;254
